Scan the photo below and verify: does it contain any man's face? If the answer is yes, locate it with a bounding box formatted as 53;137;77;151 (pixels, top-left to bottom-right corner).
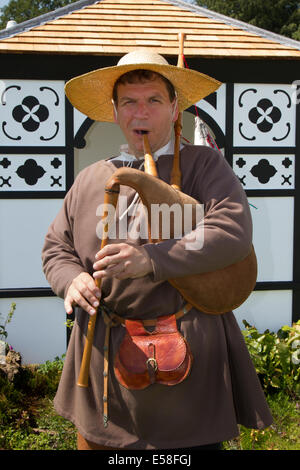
113;76;178;158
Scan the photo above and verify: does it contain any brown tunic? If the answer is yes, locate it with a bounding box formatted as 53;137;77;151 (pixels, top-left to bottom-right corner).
42;144;272;449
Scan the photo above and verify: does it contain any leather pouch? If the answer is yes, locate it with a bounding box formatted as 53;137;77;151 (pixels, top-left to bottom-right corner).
114;314;193;390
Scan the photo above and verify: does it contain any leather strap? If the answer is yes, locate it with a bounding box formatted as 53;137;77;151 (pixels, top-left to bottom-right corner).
100;303;193;427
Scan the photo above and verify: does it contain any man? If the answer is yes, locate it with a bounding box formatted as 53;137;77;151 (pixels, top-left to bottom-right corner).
42;50;272;450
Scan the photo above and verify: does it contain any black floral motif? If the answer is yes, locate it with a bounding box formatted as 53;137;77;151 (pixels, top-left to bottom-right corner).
282;157;292;168
51;157;62;169
250;159;277;184
236;157;246;168
0;157;11;168
16;159;46;185
248;99;281;133
12;96;49;132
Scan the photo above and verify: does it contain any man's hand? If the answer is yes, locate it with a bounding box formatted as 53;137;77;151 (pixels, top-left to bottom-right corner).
64;272;101;316
93;243;153;281
64;244;152;315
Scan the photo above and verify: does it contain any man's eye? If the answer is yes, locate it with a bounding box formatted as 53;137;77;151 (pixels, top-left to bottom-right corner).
121;100;134;106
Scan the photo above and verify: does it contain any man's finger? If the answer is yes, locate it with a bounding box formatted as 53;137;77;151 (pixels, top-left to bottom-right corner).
93;254;121;271
65;273;102;316
73;291;98;315
73;276;101;303
95;243;125;260
64;296;74;315
93;262;125;280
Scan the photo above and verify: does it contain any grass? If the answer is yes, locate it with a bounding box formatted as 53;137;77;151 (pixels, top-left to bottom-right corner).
224;392;300;450
0;397;76;450
0;355;77;451
0;356;299;451
1;392;299;451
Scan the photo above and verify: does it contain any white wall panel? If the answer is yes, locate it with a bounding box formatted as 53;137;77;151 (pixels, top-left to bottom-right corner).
0;80;65;147
0;296;66;364
0;199;63;288
249;197;294;282
233;84;296;147
234;154;295;190
234;290;292;333
0;154;66;192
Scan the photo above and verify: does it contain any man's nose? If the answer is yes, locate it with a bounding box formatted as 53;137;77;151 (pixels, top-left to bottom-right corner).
134;101;149;118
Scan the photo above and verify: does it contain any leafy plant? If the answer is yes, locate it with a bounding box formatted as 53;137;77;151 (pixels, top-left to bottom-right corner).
0;302;16;342
64;319;74;329
23;355;66;397
0;353;77;450
37;354;65;376
242;320;300;398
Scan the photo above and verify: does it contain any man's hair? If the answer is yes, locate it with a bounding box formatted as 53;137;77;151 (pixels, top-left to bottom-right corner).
112;69;176;105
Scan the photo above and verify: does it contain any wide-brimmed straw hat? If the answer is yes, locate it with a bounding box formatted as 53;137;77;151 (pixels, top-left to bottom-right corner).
65;49;221;122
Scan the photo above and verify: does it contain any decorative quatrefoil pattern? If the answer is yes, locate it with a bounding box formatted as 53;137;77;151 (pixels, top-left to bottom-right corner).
233;84;296;147
0;80;65;146
233;154;295;189
12;96;49;133
0;155;66;191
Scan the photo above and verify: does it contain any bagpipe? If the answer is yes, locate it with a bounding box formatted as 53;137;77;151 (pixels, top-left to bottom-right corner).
77;33;257;389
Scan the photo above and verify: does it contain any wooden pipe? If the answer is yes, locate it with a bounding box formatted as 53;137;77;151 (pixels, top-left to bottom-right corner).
171;32;185;191
77;185;120;387
143;132;158;177
77;135;156;388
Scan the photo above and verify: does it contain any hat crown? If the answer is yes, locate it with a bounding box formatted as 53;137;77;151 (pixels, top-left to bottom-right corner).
66;49;221;122
117;49;170;67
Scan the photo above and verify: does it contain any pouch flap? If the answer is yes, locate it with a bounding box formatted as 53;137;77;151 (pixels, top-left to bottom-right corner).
117;331;187;373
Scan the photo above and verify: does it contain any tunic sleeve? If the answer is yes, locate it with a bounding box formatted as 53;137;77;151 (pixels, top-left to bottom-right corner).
42;173;86;299
143;147;253;282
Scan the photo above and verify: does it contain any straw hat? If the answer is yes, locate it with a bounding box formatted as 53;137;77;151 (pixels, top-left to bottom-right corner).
65;49;222;122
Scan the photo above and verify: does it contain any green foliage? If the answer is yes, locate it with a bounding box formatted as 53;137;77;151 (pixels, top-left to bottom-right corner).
0;335;299;450
64;318;74;330
0;373;25;427
23;356;65;397
0;302;16;342
0;355;64;424
0;354;77;450
0;397;76;450
196;0;300;40
0;0;78;30
37;354;65;376
242;320;300;398
224;392;300;450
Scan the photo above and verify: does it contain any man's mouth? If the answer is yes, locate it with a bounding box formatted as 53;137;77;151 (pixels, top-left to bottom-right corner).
134;129;149;136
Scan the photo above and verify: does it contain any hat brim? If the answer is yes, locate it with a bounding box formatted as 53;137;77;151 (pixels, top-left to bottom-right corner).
65;62;221;122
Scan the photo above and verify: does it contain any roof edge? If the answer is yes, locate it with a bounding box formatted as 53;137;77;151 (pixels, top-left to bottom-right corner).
0;0;101;39
0;0;299;53
167;0;300;51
